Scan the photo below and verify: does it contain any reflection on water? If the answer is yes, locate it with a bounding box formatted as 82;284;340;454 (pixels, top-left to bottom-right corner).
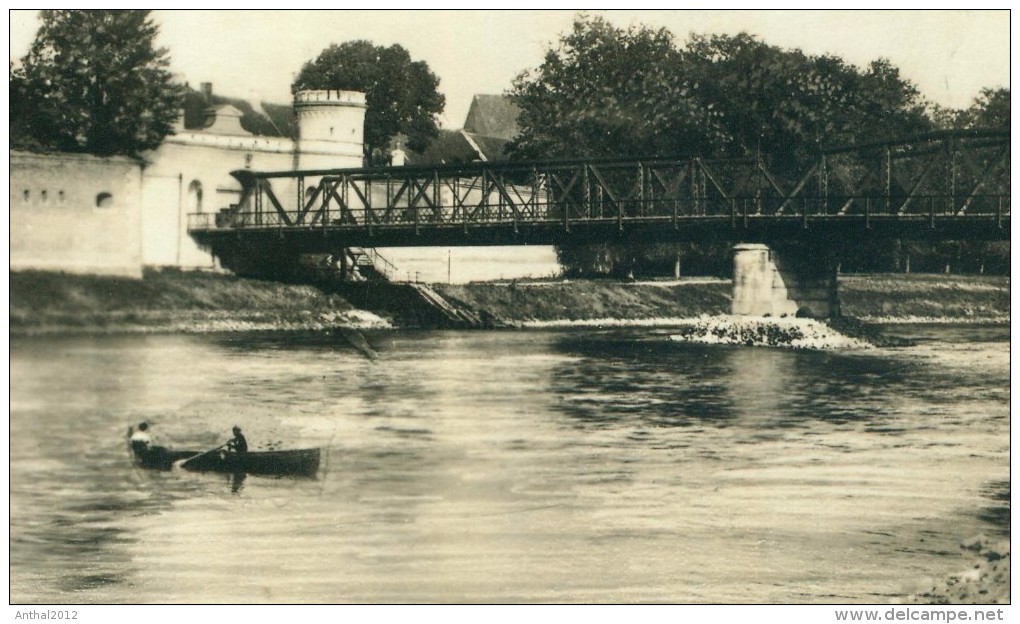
10;326;1009;603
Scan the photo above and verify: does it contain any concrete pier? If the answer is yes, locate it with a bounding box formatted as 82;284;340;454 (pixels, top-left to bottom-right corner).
731;243;838;318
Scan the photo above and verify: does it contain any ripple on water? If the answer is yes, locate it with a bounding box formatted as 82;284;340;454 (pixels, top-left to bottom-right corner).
9;327;1009;603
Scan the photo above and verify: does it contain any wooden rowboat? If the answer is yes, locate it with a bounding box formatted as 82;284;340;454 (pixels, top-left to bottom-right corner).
181;447;320;477
132;444;320;477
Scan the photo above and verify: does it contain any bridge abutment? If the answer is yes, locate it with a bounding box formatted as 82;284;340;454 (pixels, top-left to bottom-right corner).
731;243;839;318
212;238;307;282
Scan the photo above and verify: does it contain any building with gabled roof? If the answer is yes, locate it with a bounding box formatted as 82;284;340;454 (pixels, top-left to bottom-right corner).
400;94;521;166
464;94;521;140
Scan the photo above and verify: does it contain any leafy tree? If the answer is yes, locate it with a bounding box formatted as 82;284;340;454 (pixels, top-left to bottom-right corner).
956;87;1010;129
292;41;445;163
11;10;183;156
510;18;932;169
509;15;943;276
679;35;932;175
508;15;726;161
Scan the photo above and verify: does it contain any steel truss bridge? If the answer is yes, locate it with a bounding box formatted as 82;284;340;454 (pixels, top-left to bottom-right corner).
188;129;1009;264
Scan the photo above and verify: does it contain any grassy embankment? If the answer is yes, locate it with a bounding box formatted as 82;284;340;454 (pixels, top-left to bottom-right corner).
838;274;1010;322
436;279;732;326
9;269;1009;335
9;269;389;334
437;274;1009;326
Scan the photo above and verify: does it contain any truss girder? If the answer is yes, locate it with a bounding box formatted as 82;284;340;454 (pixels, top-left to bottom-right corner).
197;130;1007;241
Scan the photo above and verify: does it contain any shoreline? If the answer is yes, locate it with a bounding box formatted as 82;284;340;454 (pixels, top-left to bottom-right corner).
10;310;392;337
10;269;1009;338
10;313;1009;339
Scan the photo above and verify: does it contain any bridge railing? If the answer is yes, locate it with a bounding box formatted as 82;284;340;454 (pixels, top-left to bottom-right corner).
187;192;1010;233
186;129;1008;236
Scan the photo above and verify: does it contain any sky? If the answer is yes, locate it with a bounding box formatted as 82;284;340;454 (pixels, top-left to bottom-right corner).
8;10;1012;129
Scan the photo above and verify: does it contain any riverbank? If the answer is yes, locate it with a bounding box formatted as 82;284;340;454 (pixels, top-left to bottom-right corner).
839;274;1010;323
9;269;391;335
435;274;1008;327
9;269;1009;336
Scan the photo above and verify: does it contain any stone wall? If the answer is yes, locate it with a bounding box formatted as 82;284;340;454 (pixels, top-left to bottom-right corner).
141;135;298;268
10;151;143;278
12;91;367;277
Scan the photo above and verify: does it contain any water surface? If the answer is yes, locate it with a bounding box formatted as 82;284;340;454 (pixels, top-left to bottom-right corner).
9;325;1009;603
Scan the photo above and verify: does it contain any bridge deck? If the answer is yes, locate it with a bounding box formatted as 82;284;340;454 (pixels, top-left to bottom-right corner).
188;129;1009;250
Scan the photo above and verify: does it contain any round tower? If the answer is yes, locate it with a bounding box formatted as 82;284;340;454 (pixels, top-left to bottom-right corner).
294;90;366;170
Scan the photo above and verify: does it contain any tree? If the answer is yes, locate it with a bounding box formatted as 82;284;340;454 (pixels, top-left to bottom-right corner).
508;15;726;161
509;15;941;276
956;87;1010;129
292;41;445;163
11;10;183;156
680;35;932;175
510;17;932;168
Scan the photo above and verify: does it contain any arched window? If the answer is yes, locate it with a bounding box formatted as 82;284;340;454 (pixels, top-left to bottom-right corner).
95;192;113;208
58;190;65;203
187;180;204;214
40;190;48;203
23;190;30;202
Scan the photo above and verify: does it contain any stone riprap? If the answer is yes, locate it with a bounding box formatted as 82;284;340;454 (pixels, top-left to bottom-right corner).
669;316;873;349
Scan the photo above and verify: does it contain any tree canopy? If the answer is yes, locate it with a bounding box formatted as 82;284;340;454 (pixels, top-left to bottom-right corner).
507;18;726;162
508;15;1007;277
10;10;183;156
292;41;445;163
956;87;1010;129
509;15;933;172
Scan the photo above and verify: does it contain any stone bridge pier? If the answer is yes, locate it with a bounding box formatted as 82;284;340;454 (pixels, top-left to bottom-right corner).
731;243;840;318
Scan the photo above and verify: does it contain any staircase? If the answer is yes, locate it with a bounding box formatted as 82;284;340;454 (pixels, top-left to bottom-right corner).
327;249;486;328
346;247;399;281
408;283;484;327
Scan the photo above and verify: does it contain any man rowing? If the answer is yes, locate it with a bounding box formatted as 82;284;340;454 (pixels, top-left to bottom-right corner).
226;426;248;453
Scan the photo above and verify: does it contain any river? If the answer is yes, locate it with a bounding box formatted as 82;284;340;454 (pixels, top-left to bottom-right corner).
9;324;1009;604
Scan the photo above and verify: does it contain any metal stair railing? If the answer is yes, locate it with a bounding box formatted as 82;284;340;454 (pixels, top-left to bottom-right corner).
347;247;400;281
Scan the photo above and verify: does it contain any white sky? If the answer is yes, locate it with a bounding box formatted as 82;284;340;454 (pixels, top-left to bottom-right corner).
8;9;1012;129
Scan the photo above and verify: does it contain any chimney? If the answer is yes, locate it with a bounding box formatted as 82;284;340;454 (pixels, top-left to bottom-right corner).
200;82;213;100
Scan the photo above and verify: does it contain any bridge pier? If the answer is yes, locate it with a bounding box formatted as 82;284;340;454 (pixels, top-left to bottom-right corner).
731;243;839;318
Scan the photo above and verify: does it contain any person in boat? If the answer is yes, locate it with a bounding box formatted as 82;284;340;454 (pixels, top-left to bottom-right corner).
226;426;248;453
129;422;152;456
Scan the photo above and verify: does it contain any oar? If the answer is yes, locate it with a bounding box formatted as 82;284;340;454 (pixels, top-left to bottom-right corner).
174;442;229;470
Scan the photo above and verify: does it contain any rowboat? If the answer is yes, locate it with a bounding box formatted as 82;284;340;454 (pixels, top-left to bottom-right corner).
132;444;320;477
181;447;320;477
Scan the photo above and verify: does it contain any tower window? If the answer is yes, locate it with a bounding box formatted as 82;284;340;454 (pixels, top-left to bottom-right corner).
95;192;114;208
23;190;30;202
